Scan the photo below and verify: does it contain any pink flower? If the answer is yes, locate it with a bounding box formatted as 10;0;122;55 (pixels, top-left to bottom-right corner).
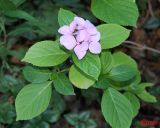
58;17;101;60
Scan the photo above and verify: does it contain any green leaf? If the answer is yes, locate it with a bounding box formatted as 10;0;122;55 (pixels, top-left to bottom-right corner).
72;53;101;80
113;51;138;69
128;82;153;94
137;90;157;103
8;47;27;59
15;81;52;120
12;0;26;7
52;90;66;113
133;71;141;84
127;83;157;103
4;10;36;22
94;80;110;90
58;8;76;26
53;73;75;95
22;41;69;67
8;27;33;37
69;65;95;89
124;71;141;92
23;66;51;83
0;45;8;57
64;113;79;126
0;0;16;12
79;111;91;121
0;75;22;94
91;0;139;26
139;83;153;90
42;110;60;123
100;51;113;74
85;119;97;128
64;111;97;128
97;24;130;49
94;75;111;89
101;88;133;128
124;92;140;117
0;102;15;124
4;10;50;34
108;65;136;82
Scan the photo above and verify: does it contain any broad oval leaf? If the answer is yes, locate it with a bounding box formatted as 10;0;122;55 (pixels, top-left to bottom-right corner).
69;65;95;89
124;92;140;117
101;88;133;128
15;81;52;120
108;65;136;82
58;8;76;26
23;66;51;83
53;73;75;95
100;51;113;74
97;24;130;49
113;51;140;88
22;41;69;67
91;0;139;26
72;53;101;80
113;51;138;69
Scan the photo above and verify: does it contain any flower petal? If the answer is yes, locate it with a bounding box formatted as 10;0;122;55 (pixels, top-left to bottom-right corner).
85;20;97;35
70;20;77;32
90;32;100;42
60;35;77;50
74;45;87;60
79;42;89;51
85;20;95;29
89;42;101;54
77;25;84;30
76;30;89;42
87;28;97;35
74;16;85;27
58;25;71;35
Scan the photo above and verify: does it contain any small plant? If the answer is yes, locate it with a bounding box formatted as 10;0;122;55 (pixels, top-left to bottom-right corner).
15;1;157;128
64;111;97;128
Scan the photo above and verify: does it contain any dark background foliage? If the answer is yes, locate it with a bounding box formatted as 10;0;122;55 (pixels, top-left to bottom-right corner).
0;0;159;128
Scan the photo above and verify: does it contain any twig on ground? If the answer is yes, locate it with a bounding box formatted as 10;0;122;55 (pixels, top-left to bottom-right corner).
123;41;160;54
148;0;154;17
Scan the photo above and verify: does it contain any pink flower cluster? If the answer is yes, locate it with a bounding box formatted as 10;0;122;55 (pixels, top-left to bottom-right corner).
58;17;101;60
